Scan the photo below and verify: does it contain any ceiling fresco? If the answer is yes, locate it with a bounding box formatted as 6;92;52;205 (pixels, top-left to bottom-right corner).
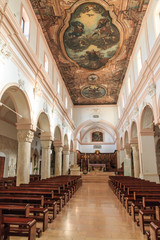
30;0;150;105
82;85;106;99
63;3;120;70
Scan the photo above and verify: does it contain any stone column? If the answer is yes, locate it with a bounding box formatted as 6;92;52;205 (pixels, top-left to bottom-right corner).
140;131;159;182
69;151;74;166
124;147;132;176
17;129;34;186
41;140;52;179
74;151;77;166
117;150;121;168
55;146;63;176
120;148;125;167
63;150;70;175
131;143;140;178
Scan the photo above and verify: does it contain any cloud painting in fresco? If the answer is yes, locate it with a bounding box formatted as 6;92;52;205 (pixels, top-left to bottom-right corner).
63;3;120;70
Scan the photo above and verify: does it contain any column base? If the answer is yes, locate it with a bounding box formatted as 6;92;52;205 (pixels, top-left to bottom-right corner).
142;173;159;183
70;165;80;175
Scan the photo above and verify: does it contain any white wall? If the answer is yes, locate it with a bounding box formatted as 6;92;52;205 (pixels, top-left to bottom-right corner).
73;106;118;127
80;144;116;153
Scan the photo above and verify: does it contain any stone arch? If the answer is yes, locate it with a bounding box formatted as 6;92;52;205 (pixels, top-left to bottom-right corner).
0;85;31;183
124;131;129;147
0;85;31;123
130;121;138;143
37;111;51;134
74;119;118;140
140;105;154;131
81;126;115;143
64;134;69;148
139;105;159;182
54;126;62;145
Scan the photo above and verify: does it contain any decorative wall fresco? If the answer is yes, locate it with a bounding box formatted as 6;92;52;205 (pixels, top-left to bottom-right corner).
30;0;150;105
82;85;106;99
92;131;103;142
63;3;120;70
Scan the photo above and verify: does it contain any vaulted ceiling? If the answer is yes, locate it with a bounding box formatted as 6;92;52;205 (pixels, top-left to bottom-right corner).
30;0;150;105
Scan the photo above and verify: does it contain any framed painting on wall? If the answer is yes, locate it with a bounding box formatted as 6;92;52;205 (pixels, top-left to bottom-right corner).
92;131;103;142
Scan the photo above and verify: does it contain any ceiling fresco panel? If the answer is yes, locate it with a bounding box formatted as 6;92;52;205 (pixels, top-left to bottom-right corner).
30;0;150;105
63;3;120;70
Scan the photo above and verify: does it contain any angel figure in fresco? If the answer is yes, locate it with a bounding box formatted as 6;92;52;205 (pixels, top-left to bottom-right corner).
68;21;84;38
94;17;113;36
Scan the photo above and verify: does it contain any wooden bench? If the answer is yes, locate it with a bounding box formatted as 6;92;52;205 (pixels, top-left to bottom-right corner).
0;203;49;233
0;196;44;207
3;216;37;240
0;208;37;240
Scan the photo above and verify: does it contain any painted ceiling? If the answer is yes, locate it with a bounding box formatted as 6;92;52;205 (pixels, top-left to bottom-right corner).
30;0;150;105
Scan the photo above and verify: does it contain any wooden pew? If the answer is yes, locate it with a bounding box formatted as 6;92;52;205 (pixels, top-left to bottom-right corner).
0;190;54;199
149;206;160;240
0;196;44;207
3;216;37;240
0;203;49;233
0;207;37;240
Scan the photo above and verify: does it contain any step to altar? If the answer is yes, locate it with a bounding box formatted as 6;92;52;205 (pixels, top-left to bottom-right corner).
82;172;115;183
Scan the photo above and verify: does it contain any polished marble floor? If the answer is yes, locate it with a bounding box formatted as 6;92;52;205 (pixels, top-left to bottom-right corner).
12;182;146;240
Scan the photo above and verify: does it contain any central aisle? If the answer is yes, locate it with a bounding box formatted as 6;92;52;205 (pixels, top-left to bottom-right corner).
11;183;146;240
34;183;147;240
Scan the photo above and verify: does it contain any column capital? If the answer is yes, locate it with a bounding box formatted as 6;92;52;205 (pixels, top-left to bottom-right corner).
63;150;70;155
54;146;63;153
17;129;34;143
40;132;52;141
140;129;154;136
41;140;52;149
63;146;70;151
131;143;139;151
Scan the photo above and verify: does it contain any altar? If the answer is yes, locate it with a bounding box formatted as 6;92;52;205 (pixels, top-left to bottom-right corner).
88;164;105;172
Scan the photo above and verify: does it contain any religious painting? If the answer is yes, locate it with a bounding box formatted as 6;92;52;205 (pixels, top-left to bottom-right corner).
87;74;99;82
82;85;106;99
63;3;120;70
92;131;103;142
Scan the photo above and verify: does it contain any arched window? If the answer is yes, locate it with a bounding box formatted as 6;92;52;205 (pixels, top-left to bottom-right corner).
21;7;30;41
154;1;160;38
